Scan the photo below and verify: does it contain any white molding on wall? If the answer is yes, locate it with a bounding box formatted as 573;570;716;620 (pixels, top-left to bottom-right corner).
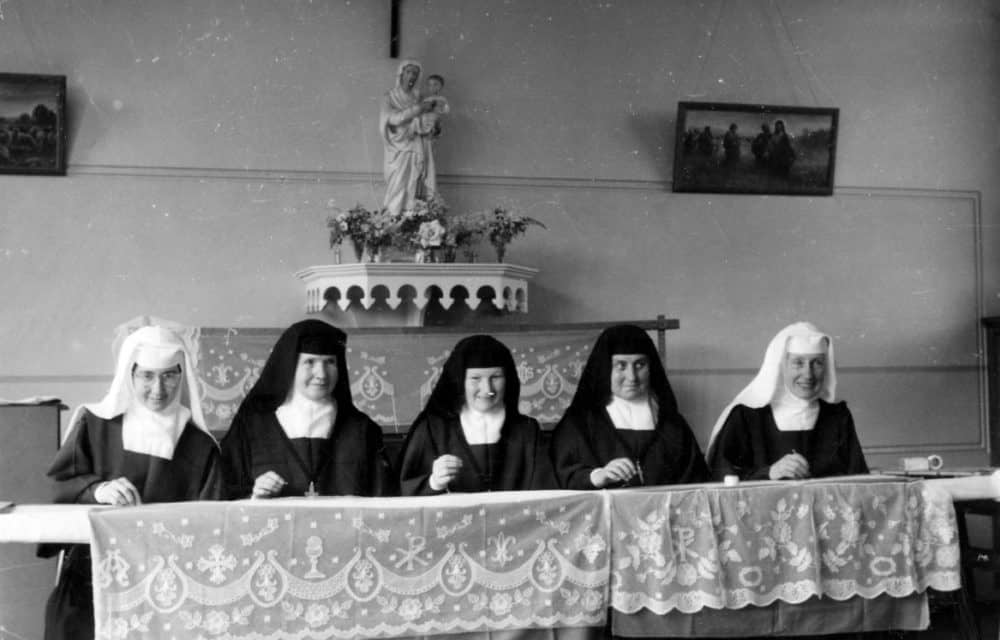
67;163;984;199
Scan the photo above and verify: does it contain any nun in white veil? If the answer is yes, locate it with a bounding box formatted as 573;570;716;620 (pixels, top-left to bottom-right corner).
705;322;868;481
42;325;220;640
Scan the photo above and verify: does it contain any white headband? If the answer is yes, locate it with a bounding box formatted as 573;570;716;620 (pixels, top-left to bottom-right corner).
786;334;828;355
133;345;183;370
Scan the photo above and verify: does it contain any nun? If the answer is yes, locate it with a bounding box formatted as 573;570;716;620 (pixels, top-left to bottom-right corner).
219;319;396;499
550;324;709;489
42;325;220;640
706;321;869;481
398;334;556;495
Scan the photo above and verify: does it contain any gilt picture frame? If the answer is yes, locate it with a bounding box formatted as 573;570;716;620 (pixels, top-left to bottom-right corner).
0;73;67;176
673;101;838;196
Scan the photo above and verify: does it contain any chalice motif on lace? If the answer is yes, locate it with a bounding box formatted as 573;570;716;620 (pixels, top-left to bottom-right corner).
304;536;326;579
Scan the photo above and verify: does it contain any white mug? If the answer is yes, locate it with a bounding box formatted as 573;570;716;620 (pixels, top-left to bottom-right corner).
901;455;944;472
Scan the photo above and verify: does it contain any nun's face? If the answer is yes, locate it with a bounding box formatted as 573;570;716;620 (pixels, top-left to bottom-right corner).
464;367;506;412
132;364;182;412
610;354;650;401
293;352;338;402
782;352;826;400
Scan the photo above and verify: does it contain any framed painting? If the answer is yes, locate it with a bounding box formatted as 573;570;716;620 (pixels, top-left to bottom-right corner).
673;101;838;196
0;73;67;176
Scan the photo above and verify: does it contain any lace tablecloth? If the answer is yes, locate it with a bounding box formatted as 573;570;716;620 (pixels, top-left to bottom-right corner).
89;491;610;639
610;477;960;615
87;480;960;639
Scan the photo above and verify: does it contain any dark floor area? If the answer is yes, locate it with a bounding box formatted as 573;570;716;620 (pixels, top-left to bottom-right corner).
904;600;998;640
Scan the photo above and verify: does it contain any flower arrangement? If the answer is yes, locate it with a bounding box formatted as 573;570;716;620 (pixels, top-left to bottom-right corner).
443;212;487;262
325;197;546;264
363;208;398;259
482;206;547;262
327;203;374;260
396;195;450;261
327;203;397;262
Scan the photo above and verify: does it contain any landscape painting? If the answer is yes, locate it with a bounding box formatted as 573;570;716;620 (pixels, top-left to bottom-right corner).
673;101;838;196
0;73;67;176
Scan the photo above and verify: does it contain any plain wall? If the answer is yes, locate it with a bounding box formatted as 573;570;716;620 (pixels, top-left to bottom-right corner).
0;0;997;466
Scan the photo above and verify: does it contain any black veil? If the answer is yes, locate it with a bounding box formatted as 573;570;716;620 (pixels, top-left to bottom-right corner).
569;324;681;421
237;319;353;415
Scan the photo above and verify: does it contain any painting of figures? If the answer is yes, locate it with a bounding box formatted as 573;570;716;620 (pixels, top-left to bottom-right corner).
673;101;837;195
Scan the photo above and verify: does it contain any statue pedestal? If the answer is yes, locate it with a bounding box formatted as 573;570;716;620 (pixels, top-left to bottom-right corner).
294;263;539;327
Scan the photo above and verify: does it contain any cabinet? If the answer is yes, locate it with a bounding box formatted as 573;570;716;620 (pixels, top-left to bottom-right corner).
0;402;62;639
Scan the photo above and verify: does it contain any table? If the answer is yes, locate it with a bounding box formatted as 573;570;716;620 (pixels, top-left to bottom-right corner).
1;479;962;638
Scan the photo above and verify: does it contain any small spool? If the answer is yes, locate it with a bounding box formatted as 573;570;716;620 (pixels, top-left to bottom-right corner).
723;474;740;487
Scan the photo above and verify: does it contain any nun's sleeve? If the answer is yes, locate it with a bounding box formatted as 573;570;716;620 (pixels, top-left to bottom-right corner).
667;415;711;484
363;417;400;497
549;410;599;490
707;405;772;481
837;405;869;476
524;417;558;490
218;410;257;499
397;415;443;496
197;442;224;500
47;410;105;504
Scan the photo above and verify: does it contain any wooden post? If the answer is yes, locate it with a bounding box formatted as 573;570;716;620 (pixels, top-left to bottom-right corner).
389;0;401;58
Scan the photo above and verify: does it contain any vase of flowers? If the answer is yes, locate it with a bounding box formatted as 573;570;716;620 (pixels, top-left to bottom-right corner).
363;208;398;262
328;203;401;262
416;219;446;262
328;203;378;262
483;207;546;263
443;212;487;263
396;195;449;262
351;238;365;261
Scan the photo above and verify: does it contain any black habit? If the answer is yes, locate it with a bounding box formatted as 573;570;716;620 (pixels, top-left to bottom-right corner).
550;406;709;489
42;410;220;640
708;400;869;480
549;324;709;490
398;412;557;495
219;407;396;498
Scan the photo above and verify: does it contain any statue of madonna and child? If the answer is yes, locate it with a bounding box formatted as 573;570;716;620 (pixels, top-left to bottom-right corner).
379;59;450;218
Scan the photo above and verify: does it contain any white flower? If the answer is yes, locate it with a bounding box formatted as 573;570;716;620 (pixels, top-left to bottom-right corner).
774;522;792;545
418;219;446;247
398;597;423;621
304;604;331;628
581;589;604;612
935;545;960;567
107;618;129;640
489;592;513;616
203;610;230;635
636;530;664;566
676;562;699;586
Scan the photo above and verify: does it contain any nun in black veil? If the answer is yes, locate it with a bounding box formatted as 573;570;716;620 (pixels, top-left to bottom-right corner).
397;334;556;495
219;319;396;498
550;325;709;489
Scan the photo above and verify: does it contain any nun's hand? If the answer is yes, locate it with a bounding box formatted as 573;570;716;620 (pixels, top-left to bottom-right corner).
768;453;811;480
590;457;638;488
252;471;288;499
429;454;463;491
94;477;142;506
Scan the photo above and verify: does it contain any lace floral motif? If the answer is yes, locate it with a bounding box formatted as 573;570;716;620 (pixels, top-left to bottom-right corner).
612;481;961;615
88;483;958;637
